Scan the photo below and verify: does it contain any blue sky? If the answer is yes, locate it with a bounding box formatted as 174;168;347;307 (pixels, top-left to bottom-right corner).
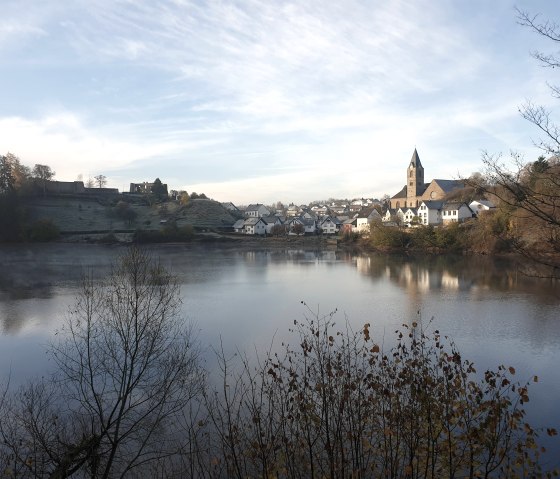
1;0;559;204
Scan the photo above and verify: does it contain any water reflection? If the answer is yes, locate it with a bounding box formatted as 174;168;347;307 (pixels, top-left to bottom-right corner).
355;254;559;302
0;244;559;460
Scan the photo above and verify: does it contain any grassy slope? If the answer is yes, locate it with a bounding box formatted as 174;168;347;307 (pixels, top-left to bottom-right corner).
23;196;238;233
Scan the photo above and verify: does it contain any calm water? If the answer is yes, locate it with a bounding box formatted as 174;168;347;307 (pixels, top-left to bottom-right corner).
1;243;559;462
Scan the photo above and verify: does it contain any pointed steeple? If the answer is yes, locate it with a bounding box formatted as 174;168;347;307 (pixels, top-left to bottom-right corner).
406;148;425;206
410;148;423;168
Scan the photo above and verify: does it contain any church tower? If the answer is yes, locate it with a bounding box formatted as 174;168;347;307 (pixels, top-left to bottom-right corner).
406;148;424;207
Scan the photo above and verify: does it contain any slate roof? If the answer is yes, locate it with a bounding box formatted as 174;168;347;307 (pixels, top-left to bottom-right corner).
432;179;464;194
442;201;471;212
421;201;445;210
244;217;265;226
245;203;268;212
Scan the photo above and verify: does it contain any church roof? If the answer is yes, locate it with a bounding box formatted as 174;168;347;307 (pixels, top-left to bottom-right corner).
410;148;423;168
391;185;407;199
431;179;463;193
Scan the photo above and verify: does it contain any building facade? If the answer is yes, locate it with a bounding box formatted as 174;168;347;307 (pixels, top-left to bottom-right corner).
390;149;463;209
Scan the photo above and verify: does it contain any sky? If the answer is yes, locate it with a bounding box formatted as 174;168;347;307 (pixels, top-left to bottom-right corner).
1;0;559;205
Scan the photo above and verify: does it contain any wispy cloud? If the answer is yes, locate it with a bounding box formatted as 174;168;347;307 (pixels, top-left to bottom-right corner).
0;0;553;202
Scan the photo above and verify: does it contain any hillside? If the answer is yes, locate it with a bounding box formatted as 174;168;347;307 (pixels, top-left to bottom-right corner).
23;196;237;237
174;199;240;229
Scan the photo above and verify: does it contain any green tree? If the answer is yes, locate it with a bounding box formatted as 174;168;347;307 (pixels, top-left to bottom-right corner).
113;200;137;225
32;164;55;181
0;155;15;193
32;163;55;196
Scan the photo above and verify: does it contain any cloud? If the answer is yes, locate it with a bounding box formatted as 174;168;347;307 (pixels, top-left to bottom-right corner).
0;0;551;203
0;114;175;183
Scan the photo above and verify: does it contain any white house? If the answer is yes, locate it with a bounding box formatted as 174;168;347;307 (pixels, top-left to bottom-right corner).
319;216;341;235
243;217;267;235
382;209;396;222
402;208;418;226
418;201;444;225
356;208;382;232
286;204;302;217
244;204;270;218
469;200;496;215
311;205;330;216
441;202;474;224
287;217;316;234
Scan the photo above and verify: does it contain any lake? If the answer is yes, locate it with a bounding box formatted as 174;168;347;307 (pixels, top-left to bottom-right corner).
0;243;559;464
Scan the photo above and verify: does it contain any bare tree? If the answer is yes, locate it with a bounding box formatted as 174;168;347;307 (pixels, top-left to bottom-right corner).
205;306;555;478
0;248;204;478
516;8;560;155
94;174;107;188
463;11;560;276
291;222;305;236
467;152;560;276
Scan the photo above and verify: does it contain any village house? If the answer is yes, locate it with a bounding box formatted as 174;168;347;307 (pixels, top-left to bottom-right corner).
402;207;419;227
262;216;283;234
242;217;267;235
244;204;271;218
418;201;444;226
286;216;317;235
441;202;474;224
286;204;302;217
330;204;349;215
382;208;405;224
469;200;496;215
341;218;356;234
356;208;382;232
319;216;341;235
221;202;240;212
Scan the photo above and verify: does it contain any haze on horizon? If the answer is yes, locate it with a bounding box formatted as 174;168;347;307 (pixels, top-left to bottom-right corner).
0;0;558;205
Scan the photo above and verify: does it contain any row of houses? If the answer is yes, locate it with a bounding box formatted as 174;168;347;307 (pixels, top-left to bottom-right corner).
233;207;384;236
233;199;495;236
383;200;495;227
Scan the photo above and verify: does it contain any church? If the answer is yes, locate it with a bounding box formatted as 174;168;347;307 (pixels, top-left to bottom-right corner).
389;149;463;209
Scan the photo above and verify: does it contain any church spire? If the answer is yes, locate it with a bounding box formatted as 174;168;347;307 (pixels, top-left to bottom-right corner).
406;148;425;206
410;148;423;168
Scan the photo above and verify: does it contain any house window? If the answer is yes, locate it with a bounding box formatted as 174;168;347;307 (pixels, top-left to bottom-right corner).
409;181;413;186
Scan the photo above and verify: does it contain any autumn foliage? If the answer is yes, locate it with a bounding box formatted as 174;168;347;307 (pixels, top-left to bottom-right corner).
201;305;557;478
